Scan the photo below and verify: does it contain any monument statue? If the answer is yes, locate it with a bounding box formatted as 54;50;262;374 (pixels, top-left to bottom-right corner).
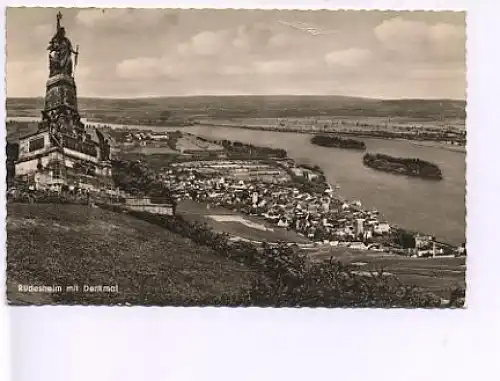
47;12;79;77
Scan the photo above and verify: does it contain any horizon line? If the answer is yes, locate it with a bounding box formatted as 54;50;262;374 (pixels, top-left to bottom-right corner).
6;94;467;102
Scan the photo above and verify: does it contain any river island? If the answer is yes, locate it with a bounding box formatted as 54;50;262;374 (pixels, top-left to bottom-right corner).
310;134;366;150
363;153;443;180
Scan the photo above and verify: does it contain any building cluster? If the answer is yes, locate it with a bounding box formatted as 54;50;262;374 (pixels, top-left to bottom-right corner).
411;234;447;257
171;160;290;183
153;158;465;256
160;163;396;250
122;130;166;143
114;129;229;158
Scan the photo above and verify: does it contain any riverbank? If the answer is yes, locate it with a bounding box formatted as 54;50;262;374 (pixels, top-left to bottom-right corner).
6;116;466;148
410;141;466;153
150;136;460;252
196;122;466;146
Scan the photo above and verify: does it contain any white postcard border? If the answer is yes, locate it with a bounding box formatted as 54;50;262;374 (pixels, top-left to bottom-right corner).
2;1;499;381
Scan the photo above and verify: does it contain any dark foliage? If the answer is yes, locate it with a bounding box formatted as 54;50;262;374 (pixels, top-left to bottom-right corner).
363;153;443;180
111;159;174;203
311;135;366;150
7;189;90;205
393;228;417;249
6;142;19;185
218;139;287;159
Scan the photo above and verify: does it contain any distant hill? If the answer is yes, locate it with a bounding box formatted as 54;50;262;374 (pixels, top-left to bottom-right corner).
6;95;466;120
6;204;255;305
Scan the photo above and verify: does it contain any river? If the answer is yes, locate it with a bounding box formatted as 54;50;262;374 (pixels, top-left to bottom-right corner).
176;125;465;245
7;117;466;244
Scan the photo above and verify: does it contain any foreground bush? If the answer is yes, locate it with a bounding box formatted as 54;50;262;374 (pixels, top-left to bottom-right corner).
99;206;464;308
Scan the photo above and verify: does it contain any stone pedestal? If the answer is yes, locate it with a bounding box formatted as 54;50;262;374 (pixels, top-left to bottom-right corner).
45;74;78;111
41;73;84;137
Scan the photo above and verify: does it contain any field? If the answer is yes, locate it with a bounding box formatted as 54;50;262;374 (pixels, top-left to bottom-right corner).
176;199;310;244
127;146;179;155
199;115;466;132
175;135;224;152
6;203;255;305
308;248;466;297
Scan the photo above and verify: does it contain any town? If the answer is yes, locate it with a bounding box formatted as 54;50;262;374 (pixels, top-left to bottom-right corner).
129;131;465;257
8;122;465;259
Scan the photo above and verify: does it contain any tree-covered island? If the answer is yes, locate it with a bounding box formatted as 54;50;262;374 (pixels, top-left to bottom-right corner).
310;134;366;150
363;153;443;180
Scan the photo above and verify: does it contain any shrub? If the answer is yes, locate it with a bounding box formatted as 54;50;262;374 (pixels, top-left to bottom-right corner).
103;206;459;308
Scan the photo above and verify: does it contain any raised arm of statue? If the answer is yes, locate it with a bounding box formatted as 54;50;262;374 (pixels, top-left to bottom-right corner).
56;11;62;31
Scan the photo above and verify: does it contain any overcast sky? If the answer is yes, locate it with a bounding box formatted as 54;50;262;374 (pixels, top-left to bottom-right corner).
6;8;466;99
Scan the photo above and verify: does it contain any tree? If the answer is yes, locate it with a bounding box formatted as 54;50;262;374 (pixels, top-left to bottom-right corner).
394;230;416;249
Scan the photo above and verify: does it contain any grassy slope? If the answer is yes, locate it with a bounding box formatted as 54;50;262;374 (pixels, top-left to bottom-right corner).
6;203;255;305
176;200;465;297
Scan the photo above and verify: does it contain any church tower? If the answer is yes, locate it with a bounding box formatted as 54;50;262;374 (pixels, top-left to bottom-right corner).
15;12;113;191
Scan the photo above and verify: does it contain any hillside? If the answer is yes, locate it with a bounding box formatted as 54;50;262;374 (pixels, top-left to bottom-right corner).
6;95;466;120
6;204;255;305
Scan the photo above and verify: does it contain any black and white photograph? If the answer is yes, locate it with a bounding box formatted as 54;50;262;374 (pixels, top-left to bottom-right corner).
5;7;466;307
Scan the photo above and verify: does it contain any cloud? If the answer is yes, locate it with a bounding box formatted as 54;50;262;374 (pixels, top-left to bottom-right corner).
324;48;372;68
374;17;465;62
6;9;466;99
76;9;132;27
116;54;211;80
76;9;178;30
268;33;293;48
116;57;170;79
232;23;274;52
178;23;285;59
34;24;53;39
6;61;46;97
74;66;92;80
218;65;253;76
254;60;298;74
408;67;465;80
218;58;318;77
178;30;230;57
255;59;319;75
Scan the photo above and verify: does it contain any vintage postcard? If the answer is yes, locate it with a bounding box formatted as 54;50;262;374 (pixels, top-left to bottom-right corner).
5;8;466;307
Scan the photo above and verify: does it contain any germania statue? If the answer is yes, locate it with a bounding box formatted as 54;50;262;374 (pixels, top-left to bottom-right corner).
47;12;79;77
